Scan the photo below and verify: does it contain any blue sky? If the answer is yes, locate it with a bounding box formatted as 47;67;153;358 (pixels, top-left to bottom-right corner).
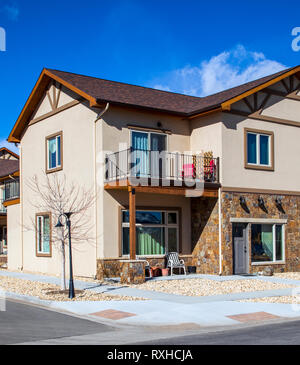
0;0;300;152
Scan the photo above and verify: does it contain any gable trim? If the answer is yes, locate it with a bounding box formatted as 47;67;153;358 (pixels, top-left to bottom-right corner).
7;69;103;143
221;66;300;111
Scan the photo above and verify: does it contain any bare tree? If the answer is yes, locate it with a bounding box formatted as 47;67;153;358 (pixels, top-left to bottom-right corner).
26;172;96;290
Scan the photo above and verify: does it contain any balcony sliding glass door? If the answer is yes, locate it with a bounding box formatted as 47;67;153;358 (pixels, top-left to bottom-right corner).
131;130;166;178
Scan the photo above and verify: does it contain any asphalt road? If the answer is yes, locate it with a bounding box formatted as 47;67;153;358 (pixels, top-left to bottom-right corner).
0;299;114;345
134;319;300;345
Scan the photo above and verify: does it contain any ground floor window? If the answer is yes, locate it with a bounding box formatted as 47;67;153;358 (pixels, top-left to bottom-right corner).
121;210;179;256
36;213;51;256
2;226;7;248
251;224;284;263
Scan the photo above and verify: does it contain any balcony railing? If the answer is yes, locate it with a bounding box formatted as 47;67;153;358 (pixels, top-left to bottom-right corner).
105;148;219;184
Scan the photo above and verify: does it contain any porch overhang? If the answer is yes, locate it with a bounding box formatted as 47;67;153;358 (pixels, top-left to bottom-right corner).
104;178;220;198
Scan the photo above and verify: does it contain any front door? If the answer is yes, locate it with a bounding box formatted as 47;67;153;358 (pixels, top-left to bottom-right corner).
233;223;248;275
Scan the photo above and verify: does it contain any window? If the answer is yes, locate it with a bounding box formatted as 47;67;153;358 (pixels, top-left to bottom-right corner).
251;224;284;263
2;227;7;248
46;132;62;172
121;210;179;256
4;179;20;200
36;213;51;256
245;128;274;170
131;130;167;177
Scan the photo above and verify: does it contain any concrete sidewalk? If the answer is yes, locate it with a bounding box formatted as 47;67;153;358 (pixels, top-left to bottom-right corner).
1;270;300;328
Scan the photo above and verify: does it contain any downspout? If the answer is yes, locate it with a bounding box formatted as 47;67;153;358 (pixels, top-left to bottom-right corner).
93;103;110;277
218;187;222;275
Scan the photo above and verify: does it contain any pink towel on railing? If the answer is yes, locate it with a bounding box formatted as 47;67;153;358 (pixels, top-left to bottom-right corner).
181;163;195;178
209;159;216;174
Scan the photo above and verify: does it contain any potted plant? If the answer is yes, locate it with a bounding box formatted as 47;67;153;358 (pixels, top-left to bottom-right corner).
161;268;169;276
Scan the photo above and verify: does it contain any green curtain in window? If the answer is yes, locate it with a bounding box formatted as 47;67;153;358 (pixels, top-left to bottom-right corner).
261;224;273;260
43;216;50;254
136;227;165;255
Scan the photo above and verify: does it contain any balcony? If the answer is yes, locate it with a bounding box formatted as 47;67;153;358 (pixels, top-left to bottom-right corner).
105;148;219;190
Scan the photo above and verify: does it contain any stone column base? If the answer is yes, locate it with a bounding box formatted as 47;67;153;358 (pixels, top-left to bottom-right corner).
120;260;146;284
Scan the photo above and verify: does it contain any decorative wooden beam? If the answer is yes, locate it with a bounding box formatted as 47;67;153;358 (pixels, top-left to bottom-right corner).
281;78;290;93
262;88;300;101
242;98;254;113
224;109;300;128
259;93;271;110
29;99;82;126
128;186;136;260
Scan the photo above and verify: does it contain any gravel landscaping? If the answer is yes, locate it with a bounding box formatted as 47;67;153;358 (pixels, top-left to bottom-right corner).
239;296;300;305
0;276;145;302
133;278;295;297
274;272;300;281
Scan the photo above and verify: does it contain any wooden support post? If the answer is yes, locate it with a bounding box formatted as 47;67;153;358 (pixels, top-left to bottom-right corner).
129;186;136;260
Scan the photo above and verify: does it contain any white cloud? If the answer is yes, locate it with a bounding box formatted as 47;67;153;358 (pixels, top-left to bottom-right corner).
150;45;287;97
0;139;19;154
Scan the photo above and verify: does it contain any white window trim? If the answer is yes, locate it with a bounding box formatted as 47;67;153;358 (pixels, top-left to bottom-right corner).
247;132;271;167
121;209;179;257
251;223;285;265
47;135;61;171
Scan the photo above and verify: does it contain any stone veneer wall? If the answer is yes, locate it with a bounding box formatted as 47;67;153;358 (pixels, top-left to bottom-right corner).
221;191;300;275
191;197;219;274
96;255;193;280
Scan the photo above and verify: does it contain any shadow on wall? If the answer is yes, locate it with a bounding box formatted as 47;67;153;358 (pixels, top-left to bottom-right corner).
191;197;218;253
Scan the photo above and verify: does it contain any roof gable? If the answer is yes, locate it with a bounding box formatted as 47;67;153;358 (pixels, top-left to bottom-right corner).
0;147;19;160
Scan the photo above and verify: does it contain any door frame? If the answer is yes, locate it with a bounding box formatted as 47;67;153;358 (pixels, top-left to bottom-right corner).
232;223;249;275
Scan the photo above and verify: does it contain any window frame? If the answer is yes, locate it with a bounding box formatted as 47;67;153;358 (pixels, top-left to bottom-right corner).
244;128;274;171
251;223;285;265
2;226;7;248
130;129;168;152
120;208;180;257
45;131;63;174
35;212;52;257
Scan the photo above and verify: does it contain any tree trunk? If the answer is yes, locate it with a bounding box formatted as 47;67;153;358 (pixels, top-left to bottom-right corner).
60;240;66;290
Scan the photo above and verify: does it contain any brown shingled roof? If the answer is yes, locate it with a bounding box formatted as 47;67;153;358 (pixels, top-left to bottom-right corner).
7;65;300;143
0;160;19;179
47;67;298;115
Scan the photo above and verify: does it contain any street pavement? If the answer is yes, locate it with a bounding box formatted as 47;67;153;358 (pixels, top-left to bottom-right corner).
133;318;300;345
0;299;114;345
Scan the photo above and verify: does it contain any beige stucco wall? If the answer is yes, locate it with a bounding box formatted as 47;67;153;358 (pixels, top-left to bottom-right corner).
221;95;300;190
101;106;191;154
7;203;21;270
20;87;99;277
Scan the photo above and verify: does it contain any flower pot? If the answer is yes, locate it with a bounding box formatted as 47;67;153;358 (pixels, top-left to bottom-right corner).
151;267;162;277
162;268;169;276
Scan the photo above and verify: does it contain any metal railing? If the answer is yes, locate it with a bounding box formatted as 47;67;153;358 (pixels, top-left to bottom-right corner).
105;148;219;183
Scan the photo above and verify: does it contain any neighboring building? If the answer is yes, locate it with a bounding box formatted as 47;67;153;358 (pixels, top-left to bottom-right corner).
0;148;19;267
5;65;300;278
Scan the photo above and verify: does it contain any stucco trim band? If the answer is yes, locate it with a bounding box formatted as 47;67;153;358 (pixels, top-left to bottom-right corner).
230;217;287;224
